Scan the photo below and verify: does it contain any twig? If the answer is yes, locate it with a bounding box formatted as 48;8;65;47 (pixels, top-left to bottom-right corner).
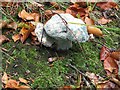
68;64;86;77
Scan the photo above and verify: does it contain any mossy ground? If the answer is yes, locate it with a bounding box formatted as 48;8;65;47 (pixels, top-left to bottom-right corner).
1;2;120;88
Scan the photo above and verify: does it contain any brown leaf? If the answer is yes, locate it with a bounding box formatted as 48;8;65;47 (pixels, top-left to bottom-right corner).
97;81;117;89
0;35;9;45
98;17;112;25
84;17;94;25
6;22;17;30
18;10;34;21
19;27;30;43
58;86;72;90
17;85;31;90
5;79;19;89
2;72;8;84
100;46;110;61
0;20;7;29
87;26;103;36
30;13;40;22
110;51;120;61
96;2;118;10
19;77;28;84
104;56;118;76
66;4;86;17
45;10;65;20
12;34;21;42
85;72;99;85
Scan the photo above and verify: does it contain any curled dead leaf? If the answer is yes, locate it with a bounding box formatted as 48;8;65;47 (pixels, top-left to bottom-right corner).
45;10;65;20
2;72;8;84
18;10;34;21
17;85;31;90
96;2;118;10
30;13;40;22
84;17;94;25
19;27;30;43
0;35;9;45
87;26;103;36
66;4;86;17
111;51;120;61
104;56;118;76
0;20;7;29
97;81;117;89
12;34;21;42
100;46;110;61
5;79;19;89
19;77;28;84
6;22;17;30
98;17;112;25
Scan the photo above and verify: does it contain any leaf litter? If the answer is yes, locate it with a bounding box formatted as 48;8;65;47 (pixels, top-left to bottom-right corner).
1;1;120;89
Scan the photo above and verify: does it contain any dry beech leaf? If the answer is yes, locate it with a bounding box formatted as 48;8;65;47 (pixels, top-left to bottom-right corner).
18;10;34;21
111;51;120;61
96;2;118;10
19;27;30;43
85;72;99;85
97;81;117;89
0;35;9;45
6;22;17;30
5;79;19;88
58;86;72;90
66;4;86;17
2;72;8;84
0;20;7;29
19;77;28;84
17;85;31;90
12;34;21;42
98;17;112;25
85;17;94;25
104;56;118;75
30;13;40;22
100;46;110;61
87;26;103;36
45;10;65;19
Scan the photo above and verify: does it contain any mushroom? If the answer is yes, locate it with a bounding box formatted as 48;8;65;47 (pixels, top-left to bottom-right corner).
35;13;89;50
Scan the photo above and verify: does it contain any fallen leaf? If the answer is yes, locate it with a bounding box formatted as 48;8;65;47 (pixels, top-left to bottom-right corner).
17;85;31;90
19;23;35;43
58;86;72;90
0;35;9;45
18;10;34;21
6;22;17;30
19;27;30;43
85;72;99;85
0;20;7;29
30;13;40;22
96;2;118;10
84;17;94;25
100;46;110;61
5;79;19;89
12;34;21;42
45;10;65;19
2;72;8;84
66;4;86;17
97;81;117;89
19;77;28;84
98;17;112;25
87;26;103;36
104;56;118;76
111;51;120;61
